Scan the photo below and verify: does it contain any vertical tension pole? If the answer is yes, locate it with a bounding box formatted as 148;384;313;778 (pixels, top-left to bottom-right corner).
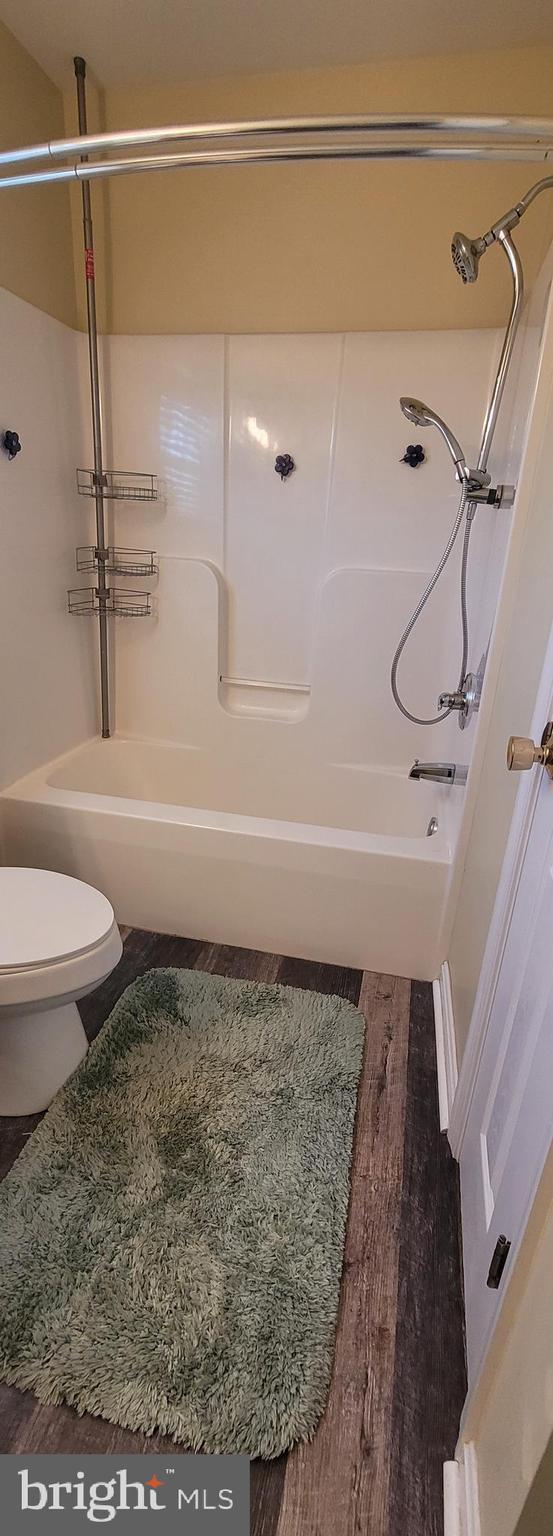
74;55;110;738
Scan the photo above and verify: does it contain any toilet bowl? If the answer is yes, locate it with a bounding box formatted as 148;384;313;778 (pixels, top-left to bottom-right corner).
0;867;122;1116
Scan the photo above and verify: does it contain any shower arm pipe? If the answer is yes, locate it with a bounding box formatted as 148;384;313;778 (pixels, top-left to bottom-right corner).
1;112;553;170
517;173;553;213
0;141;550;193
74;58;110;739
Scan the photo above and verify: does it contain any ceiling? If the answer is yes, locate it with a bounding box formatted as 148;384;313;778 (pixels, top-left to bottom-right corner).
1;0;553;90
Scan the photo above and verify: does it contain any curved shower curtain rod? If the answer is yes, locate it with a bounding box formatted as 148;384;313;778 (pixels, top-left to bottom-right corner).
0;113;552;189
2;143;553;191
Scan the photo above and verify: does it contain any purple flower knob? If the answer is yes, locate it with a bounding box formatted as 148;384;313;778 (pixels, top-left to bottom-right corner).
275;453;295;481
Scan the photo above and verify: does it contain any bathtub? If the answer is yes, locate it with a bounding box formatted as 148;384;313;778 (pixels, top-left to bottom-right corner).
0;737;462;979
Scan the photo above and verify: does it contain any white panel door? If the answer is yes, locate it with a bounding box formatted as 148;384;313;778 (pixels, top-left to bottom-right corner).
460;718;553;1383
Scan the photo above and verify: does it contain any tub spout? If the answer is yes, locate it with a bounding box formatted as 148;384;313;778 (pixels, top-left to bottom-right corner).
409;760;468;785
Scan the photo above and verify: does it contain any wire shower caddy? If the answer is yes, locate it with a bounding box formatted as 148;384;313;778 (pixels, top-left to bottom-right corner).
76;468;158;502
68;587;153;617
76;546;158;577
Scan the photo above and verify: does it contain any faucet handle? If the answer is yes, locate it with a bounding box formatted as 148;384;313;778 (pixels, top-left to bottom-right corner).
438;690;466;711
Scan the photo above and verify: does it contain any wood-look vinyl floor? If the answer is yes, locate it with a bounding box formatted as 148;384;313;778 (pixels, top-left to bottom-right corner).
0;930;466;1536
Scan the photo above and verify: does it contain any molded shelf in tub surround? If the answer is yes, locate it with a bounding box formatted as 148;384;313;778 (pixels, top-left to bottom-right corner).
68;587;152;618
76;469;158;502
219;674;311;720
76;546;158;578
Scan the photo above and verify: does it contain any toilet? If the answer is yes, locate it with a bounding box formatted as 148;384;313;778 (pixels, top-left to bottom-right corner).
0;867;122;1116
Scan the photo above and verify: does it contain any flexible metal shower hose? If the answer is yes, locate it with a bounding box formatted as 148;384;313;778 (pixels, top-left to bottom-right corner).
390;485;471;725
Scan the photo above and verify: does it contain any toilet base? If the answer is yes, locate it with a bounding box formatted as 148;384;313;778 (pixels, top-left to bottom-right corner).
0;1001;88;1115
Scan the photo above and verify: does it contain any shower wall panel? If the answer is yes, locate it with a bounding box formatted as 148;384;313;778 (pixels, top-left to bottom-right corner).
91;326;501;770
0;286;96;790
466;242;553;674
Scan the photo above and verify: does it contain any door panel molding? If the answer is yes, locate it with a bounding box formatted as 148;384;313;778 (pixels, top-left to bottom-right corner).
448;614;553;1163
452;611;553;1397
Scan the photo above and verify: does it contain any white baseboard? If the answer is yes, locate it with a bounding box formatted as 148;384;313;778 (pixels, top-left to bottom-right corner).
444;1445;480;1536
444;1460;462;1536
433;962;458;1133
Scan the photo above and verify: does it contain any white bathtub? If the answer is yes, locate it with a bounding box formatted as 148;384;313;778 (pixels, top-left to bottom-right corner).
0;737;462;979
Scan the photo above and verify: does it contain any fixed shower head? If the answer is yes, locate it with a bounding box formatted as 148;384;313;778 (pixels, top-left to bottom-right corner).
452;178;553;289
451;197;529;284
451;231;486;284
400;397;467;478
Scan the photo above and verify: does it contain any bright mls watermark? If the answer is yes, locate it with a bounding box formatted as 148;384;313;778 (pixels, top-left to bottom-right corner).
0;1456;250;1532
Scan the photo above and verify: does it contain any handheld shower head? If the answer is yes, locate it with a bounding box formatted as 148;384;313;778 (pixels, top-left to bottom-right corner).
400;397;467;478
451;231;486;284
400;397;434;429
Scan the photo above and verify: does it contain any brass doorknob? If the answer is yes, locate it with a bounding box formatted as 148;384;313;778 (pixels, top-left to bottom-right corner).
507;723;553;775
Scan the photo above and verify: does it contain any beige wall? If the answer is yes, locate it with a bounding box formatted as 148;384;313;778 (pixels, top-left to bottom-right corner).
0;21;76;327
64;72;113;338
2;37;551;335
463;1149;553;1536
64;45;553;334
513;1433;553;1536
447;271;553;1058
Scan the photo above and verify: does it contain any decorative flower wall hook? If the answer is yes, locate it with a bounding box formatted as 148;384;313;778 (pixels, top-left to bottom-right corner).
275;453;296;481
401;443;425;468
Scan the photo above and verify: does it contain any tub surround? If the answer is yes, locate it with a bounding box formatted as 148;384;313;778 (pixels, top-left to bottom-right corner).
98;326;500;768
0;286;96;792
0;294;498;978
0;285;546;980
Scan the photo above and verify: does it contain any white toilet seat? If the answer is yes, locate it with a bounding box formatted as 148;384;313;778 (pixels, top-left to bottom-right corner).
0;866;115;970
0;869;123;1113
0;868;122;1012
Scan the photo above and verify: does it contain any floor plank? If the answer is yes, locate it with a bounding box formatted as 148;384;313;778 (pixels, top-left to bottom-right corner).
275;954;363;1004
194;941;280;983
275;972;411;1536
249;1458;289;1536
0;1111;42;1182
389;980;467;1536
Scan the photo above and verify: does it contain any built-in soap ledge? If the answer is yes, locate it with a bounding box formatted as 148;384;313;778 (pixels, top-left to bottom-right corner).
219;675;310;721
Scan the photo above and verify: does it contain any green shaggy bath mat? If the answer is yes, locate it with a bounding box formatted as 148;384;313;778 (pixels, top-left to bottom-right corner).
0;967;364;1456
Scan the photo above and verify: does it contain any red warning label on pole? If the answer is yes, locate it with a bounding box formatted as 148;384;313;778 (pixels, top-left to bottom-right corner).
85;247;95;279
